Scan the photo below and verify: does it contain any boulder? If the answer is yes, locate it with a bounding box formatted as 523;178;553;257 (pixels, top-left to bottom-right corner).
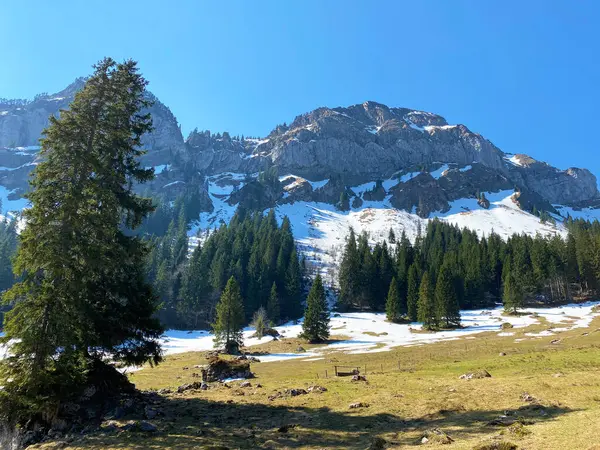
459;370;491;380
200;357;254;382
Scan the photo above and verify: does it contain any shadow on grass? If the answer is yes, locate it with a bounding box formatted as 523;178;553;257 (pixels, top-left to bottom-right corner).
63;396;577;449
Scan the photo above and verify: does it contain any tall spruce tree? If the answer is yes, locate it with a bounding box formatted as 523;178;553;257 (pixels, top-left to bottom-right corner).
0;58;163;423
212;276;245;353
417;271;437;329
301;274;330;343
435;263;461;328
385;276;401;322
406;264;420;321
267;282;280;324
503;260;524;314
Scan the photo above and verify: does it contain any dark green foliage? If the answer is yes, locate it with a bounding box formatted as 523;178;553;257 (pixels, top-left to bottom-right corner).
301;274;330;343
435;262;461;328
337;217;600;327
417;271;436;329
178;210;302;329
267;282;280;324
0;58;163;424
385;277;401;322
212;276;245;352
406;264;420;321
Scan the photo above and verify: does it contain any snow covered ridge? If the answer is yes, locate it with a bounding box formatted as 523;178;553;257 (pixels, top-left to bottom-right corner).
157;301;600;363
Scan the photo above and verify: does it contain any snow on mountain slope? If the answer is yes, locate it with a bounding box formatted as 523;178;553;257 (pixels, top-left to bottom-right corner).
187;174;570;279
438;190;566;240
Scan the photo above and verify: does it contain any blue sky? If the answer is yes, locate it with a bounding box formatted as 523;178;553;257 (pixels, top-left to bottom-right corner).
1;0;599;174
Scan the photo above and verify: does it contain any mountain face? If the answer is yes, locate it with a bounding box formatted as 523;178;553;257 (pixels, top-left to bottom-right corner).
0;83;598;223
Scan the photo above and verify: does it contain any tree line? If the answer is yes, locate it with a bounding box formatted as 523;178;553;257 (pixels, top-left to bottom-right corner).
338;218;600;329
149;209;305;330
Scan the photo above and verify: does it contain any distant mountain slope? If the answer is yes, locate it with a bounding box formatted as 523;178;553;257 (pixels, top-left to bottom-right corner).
1;81;599;249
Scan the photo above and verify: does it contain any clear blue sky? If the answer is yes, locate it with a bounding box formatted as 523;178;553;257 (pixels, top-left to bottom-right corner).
1;0;599;174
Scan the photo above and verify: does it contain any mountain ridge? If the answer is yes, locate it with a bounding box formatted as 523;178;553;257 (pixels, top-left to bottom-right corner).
0;80;598;222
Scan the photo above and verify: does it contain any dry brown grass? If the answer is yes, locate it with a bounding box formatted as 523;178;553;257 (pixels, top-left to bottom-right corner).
30;316;600;449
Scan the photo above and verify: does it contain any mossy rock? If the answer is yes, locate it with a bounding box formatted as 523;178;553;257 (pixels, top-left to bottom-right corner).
501;322;514;329
421;428;453;445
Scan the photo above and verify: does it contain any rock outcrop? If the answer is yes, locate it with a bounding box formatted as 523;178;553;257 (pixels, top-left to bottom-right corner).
0;83;597;215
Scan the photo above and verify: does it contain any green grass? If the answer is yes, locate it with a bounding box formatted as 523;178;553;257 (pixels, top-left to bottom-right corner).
31;316;600;449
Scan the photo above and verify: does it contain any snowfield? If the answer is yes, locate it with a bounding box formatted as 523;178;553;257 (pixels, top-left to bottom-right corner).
156;301;600;364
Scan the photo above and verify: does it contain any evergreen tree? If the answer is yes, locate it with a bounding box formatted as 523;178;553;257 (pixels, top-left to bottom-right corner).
417;271;436;329
213;276;245;353
388;227;396;244
435;263;461;328
301;274;330;343
267;282;280;324
385;277;402;322
406;264;420;321
251;307;269;339
338;228;360;310
503;260;524;314
0;59;164;423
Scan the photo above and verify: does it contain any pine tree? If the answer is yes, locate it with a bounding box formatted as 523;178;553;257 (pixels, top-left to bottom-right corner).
388;227;396;244
338;228;360;310
301;274;330;343
213;276;245;353
385;277;402;322
417;271;436;330
406;264;420;321
267;282;280;324
0;58;163;423
503;259;524;314
435;264;460;328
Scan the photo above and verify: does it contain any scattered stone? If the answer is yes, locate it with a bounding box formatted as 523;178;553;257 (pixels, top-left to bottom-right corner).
499;352;507;357
501;322;514;330
351;374;368;382
277;424;298;433
447;388;456;393
307;385;327;393
296;346;307;353
157;388;172;395
552;372;564;378
520;393;537;403
240;381;252;388
177;381;204;393
367;437;387;450
349;402;369;409
182;366;189;370
285;388;308;397
100;421;119;433
420;428;453;445
122;420;157;433
550;339;561;345
459;370;491;380
256;383;263;388
144;406;161;420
